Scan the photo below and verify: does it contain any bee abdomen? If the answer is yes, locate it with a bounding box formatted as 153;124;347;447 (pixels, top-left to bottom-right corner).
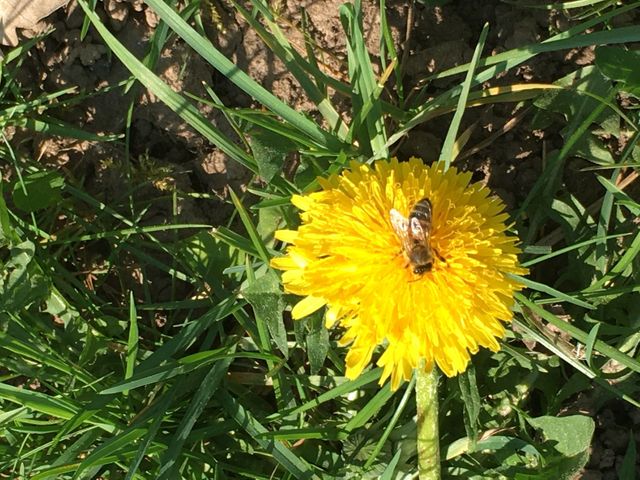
409;197;432;224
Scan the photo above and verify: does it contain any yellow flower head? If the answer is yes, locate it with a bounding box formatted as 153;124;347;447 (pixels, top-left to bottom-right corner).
271;158;527;390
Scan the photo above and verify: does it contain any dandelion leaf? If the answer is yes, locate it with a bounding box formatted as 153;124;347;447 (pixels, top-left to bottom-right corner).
12;170;64;213
243;271;288;357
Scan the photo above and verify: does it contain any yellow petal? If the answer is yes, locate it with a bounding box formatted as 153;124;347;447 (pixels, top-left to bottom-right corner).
291;295;326;319
270;256;298;271
291;194;314;211
274;229;298;243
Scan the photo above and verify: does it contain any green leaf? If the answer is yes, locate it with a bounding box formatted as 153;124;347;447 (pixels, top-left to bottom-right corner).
12;170;64;212
527;415;594;458
0;182;17;245
445;435;540;461
379;450;402;480
125;291;139;394
242;271;288;357
595;46;640;90
0;241;50;312
533;66;611;122
458;365;480;449
572;134;615;165
306;315;330;375
176;230;236;287
249;128;296;182
618;434;636;480
584;323;600;369
256;205;284;246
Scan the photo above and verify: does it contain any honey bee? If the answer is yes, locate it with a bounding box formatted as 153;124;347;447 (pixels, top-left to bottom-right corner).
390;197;440;275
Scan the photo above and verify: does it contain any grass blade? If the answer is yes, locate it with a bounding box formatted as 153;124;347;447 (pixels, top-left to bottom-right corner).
340;1;388;159
143;0;345;152
157;356;233;479
76;0;259;173
439;23;489;170
228;189;271;264
218;389;321;479
124;291;139;395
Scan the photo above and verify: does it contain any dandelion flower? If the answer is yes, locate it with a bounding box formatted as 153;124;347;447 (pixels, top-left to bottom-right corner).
271;158;527;390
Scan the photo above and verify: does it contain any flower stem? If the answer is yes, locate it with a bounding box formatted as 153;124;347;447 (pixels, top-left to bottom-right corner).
416;365;440;480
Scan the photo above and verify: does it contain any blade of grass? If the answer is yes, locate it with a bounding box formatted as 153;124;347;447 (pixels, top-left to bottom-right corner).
522;232;631;267
518;89;615;241
157;355;234;479
584;323;601;369
344;382;394;432
266;368;383;421
124;387;177;480
364;376;416;469
379;0;404;106
595;170;618;274
439;23;489;170
502;0;613;9
514;317;640;409
124;291;139;396
340;1;388;159
389;84;558;147
428;20;640;83
510;274;595;309
232;0;349;141
138;296;243;370
218;389;321;480
348;60;396;149
597;175;640;215
0;333;94;385
75;428;149;477
397;23;640;143
0;383;116;431
516;293;640;375
101;349;270;395
21;117;122;142
228;189;271;264
76;0;259;173
143;0;345;152
584;229;640;292
513;318;595;379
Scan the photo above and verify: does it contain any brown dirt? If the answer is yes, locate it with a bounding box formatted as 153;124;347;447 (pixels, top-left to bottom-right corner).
3;1;639;478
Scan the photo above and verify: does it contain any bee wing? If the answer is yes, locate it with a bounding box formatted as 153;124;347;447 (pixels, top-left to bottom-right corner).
389;208;410;239
410;216;428;242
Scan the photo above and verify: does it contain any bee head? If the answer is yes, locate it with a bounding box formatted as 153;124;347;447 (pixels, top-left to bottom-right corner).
413;262;432;275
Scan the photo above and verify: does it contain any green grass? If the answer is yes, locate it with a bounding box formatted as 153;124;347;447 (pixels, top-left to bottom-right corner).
1;0;639;478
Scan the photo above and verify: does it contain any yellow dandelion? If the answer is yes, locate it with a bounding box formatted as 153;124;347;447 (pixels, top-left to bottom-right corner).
271;158;527;390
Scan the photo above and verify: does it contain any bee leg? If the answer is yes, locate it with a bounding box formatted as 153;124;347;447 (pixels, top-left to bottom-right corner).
393;250;411;269
434;248;447;264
